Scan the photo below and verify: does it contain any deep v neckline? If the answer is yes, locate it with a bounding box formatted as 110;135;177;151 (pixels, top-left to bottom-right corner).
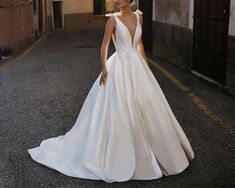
116;12;138;47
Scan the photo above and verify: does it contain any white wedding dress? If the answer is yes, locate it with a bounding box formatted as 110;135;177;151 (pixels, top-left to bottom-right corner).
28;9;194;183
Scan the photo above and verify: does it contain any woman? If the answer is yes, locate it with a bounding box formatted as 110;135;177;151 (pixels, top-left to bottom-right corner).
28;0;194;183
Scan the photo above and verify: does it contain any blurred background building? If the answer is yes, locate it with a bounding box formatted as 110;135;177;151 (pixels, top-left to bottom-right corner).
0;0;117;54
152;0;235;96
0;0;35;53
0;0;235;96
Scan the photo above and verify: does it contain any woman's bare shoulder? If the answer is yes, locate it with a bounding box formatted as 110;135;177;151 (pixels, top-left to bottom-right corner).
106;17;115;28
105;12;118;27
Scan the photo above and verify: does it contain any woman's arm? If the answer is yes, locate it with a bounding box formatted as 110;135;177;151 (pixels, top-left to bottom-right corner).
99;16;115;85
137;14;148;64
100;16;115;70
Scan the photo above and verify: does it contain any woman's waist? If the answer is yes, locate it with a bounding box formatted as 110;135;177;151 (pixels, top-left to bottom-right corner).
115;47;138;53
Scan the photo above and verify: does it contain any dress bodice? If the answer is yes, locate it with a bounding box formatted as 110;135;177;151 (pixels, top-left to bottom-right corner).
105;9;143;53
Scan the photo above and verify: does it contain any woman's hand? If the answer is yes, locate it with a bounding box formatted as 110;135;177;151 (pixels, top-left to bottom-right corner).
99;68;108;86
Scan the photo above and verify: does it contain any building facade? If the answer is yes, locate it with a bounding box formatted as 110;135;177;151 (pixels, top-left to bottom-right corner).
0;0;35;53
0;0;54;54
48;0;116;29
1;0;234;96
0;0;116;55
151;0;235;96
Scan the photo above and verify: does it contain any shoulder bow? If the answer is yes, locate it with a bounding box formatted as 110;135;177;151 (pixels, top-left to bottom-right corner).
105;13;114;17
105;12;120;17
135;9;143;15
105;9;143;17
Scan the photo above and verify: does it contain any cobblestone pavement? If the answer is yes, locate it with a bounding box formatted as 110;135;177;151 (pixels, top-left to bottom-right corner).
0;29;234;188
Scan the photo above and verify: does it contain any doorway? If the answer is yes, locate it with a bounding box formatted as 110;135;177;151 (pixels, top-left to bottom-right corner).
53;1;62;28
38;0;44;33
93;0;106;15
138;0;153;53
192;0;230;84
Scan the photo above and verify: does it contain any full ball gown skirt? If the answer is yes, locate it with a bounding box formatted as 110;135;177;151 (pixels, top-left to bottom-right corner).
28;9;194;183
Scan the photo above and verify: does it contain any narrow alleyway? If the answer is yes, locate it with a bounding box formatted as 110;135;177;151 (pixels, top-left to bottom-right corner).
0;29;234;187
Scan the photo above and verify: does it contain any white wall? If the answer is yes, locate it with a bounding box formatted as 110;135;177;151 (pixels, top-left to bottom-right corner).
229;0;235;36
189;0;193;29
63;0;93;14
152;0;155;20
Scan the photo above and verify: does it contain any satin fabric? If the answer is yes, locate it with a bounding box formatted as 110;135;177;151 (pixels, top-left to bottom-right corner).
28;9;194;183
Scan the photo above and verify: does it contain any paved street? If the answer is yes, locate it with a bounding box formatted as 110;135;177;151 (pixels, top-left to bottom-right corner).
0;29;234;188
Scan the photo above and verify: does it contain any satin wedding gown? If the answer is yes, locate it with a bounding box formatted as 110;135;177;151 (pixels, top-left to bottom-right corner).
28;9;194;183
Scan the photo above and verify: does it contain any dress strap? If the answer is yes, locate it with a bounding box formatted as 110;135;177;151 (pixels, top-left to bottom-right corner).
135;9;143;15
135;9;143;27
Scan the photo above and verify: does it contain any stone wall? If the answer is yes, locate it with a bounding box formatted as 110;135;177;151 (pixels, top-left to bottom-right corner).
229;0;235;36
155;0;190;27
153;21;193;70
60;0;114;29
0;2;35;53
153;0;192;70
64;13;107;29
153;0;235;96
